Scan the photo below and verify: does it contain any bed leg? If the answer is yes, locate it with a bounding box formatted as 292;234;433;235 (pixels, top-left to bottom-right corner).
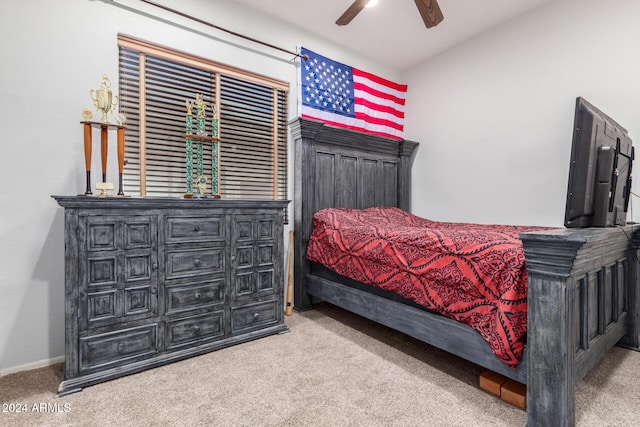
527;274;576;427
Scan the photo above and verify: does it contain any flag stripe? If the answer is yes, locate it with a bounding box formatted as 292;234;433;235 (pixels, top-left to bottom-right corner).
354;82;406;107
353;73;407;102
356;98;405;120
354;104;404;128
301;114;403;140
299;47;407;140
354;89;406;114
355;112;404;131
301;108;403;140
353;68;408;93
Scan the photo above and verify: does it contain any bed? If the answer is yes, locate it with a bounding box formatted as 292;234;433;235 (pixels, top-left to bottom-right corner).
290;117;640;426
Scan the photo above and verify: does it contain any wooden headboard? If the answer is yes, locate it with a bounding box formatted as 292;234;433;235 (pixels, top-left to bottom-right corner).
290;117;419;310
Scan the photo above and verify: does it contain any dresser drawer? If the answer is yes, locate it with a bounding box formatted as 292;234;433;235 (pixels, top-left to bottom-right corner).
165;247;224;279
166;280;225;314
231;300;280;334
165;216;224;243
79;325;158;372
165;311;225;350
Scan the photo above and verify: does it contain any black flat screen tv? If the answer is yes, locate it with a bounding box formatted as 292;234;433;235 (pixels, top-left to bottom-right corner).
564;97;634;228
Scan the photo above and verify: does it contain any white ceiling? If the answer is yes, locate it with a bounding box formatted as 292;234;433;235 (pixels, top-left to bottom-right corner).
229;0;556;70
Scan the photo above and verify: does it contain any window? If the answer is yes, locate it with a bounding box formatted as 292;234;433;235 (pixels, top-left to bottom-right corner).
117;35;288;201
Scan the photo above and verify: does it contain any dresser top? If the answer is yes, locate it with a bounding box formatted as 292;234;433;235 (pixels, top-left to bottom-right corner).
52;195;289;210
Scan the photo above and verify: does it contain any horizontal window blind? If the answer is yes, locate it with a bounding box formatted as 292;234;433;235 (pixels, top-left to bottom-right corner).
117;35;289;204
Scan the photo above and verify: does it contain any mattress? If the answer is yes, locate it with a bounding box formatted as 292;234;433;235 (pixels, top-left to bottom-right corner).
305;207;553;367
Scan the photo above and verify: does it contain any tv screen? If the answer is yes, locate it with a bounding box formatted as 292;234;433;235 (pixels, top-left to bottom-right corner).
564;97;634;228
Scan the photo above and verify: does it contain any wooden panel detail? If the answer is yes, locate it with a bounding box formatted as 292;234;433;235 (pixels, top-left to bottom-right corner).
87;290;118;323
165;216;224;243
165;247;224;279
124;286;153;316
361;158;378;208
87;256;117;286
87;222;116;251
124;222;152;248
79;325;158;372
381;161;398;206
315;152;336;211
165;311;225;350
257;269;274;293
165;280;225;314
231;299;279;334
258;219;274;240
124;253;152;283
336;155;357;208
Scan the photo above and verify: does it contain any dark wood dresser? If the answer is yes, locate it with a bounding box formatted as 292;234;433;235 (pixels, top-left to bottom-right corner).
52;196;289;395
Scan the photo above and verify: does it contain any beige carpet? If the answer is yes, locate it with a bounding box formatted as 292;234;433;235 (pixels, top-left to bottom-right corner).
1;303;639;427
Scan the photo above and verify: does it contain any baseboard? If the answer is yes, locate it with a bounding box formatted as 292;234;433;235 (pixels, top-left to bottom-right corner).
0;356;65;377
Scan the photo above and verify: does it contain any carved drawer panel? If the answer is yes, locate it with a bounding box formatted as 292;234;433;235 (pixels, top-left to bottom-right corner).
234;218;254;242
165;216;224;243
234;271;255;298
86;252;155;288
232;269;275;299
258;243;274;266
231;300;280;334
233;216;275;242
79;325;158;372
85;216;154;251
87;222;116;251
165;247;224;279
86;290;118;323
84;285;157;328
257;269;275;293
236;245;254;268
124;221;153;249
166;280;225;314
165;310;225;350
124;253;153;283
87;255;118;287
124;285;156;316
257;218;275;240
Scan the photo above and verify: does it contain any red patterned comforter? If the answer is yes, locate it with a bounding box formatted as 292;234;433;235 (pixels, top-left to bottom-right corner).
306;207;552;367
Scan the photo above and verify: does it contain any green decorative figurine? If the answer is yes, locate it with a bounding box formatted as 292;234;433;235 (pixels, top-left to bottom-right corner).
184;93;220;198
185;99;194;195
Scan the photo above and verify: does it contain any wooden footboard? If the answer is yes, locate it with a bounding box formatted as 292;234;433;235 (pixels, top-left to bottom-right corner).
521;226;637;426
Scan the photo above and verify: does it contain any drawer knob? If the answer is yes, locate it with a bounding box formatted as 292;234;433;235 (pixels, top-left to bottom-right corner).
194;259;201;267
194;226;200;232
117;343;125;353
193;325;201;335
194;292;201;300
253;312;260;319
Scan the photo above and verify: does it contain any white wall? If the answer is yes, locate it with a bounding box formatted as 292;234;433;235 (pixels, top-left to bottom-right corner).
0;0;399;374
403;0;640;226
4;0;639;375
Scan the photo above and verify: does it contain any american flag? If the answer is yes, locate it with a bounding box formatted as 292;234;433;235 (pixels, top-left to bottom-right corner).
298;47;407;140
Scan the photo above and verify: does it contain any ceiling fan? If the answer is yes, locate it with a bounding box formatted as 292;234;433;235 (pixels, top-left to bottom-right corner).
336;0;444;28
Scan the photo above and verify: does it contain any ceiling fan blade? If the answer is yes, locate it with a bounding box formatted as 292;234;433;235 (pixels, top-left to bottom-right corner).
414;0;444;28
336;0;369;26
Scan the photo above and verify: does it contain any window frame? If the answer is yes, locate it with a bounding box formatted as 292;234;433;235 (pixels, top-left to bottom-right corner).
117;34;289;201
